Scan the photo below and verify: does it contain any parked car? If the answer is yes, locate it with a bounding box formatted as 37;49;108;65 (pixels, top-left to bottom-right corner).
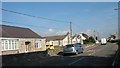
46;45;54;50
63;44;83;55
75;43;82;45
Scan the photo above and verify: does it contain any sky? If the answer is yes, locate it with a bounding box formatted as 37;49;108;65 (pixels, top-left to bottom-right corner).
1;0;120;2
1;2;118;39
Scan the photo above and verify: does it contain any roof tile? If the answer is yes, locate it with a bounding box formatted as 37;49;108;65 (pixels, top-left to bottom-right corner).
0;25;42;38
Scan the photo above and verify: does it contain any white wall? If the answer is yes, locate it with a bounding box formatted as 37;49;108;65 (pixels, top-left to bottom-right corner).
72;37;77;44
63;35;70;46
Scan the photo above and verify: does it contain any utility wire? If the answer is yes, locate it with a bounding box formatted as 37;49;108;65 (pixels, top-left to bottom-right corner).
1;8;69;23
1;8;81;28
1;20;61;30
1;8;82;35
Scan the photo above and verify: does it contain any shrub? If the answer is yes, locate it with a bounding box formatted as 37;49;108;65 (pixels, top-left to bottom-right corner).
83;36;95;44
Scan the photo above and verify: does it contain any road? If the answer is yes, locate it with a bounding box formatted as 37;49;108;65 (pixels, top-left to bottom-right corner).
28;43;118;66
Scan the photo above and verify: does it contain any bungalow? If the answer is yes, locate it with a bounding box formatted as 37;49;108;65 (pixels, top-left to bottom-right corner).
44;32;70;46
72;33;88;44
0;25;46;55
78;33;88;44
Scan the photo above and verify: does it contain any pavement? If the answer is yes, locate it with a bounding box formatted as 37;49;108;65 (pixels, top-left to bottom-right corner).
112;41;120;68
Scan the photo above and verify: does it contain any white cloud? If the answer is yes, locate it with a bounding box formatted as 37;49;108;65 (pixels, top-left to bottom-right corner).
56;30;69;35
42;29;69;36
84;29;94;36
84;29;110;39
42;28;55;36
48;28;54;32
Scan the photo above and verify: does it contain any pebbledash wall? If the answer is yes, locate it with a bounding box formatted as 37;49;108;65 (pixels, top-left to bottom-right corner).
0;37;46;55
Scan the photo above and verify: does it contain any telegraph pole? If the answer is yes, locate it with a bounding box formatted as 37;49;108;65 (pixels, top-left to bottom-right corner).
94;30;95;36
70;21;72;44
114;2;120;40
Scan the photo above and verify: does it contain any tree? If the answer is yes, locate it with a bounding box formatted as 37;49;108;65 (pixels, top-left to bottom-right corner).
83;36;95;44
89;36;95;43
83;38;89;44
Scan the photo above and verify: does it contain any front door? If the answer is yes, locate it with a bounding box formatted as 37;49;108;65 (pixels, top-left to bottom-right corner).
25;41;31;52
25;45;29;52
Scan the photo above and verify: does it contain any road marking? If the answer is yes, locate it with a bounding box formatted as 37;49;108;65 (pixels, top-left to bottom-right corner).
68;57;85;65
112;47;119;66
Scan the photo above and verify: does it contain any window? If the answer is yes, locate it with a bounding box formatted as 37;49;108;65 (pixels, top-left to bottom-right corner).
35;40;41;48
2;39;18;50
65;44;74;48
75;44;80;47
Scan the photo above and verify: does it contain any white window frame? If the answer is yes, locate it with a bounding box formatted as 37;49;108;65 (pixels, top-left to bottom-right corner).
1;39;18;51
35;40;41;48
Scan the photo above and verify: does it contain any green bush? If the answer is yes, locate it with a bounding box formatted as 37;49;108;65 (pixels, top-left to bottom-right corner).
89;36;95;43
83;36;95;44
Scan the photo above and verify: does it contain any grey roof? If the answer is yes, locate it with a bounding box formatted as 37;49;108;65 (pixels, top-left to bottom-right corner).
44;32;69;41
0;25;42;38
44;35;66;41
82;33;89;38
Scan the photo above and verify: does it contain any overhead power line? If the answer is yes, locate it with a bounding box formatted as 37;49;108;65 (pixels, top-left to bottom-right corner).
1;8;83;36
1;8;81;28
1;8;69;23
0;20;60;30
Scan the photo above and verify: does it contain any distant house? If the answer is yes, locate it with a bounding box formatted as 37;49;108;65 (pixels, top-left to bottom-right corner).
0;25;46;55
114;33;119;40
72;34;80;44
108;33;119;41
77;33;88;44
71;33;88;44
44;32;70;46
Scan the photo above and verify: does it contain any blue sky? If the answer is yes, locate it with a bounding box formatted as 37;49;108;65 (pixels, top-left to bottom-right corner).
2;2;118;38
1;0;120;2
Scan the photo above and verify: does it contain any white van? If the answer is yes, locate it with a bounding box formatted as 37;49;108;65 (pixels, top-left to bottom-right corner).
101;38;107;45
